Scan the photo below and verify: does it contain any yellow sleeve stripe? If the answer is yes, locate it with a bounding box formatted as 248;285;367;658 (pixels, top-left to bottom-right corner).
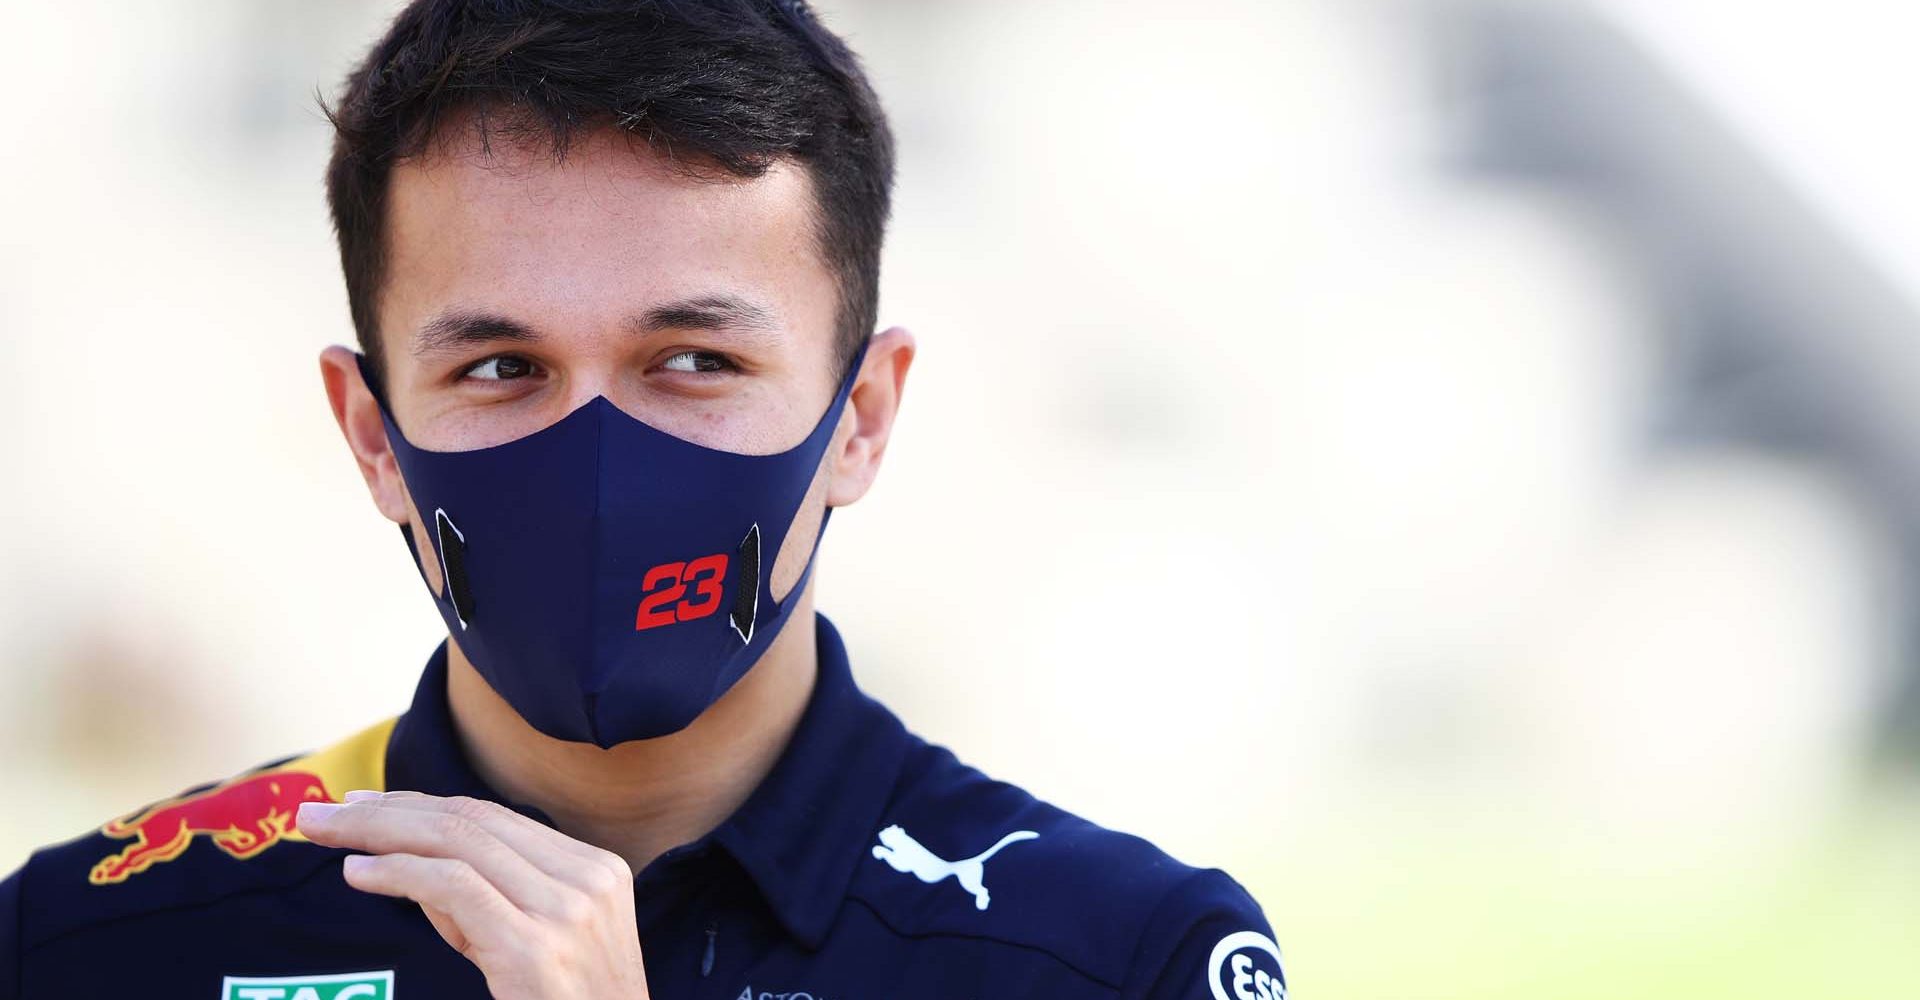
282;716;398;801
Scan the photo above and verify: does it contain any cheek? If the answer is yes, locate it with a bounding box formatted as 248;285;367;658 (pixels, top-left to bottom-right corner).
638;378;831;457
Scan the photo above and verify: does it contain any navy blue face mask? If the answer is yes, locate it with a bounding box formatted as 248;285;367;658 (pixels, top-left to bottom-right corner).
358;343;864;748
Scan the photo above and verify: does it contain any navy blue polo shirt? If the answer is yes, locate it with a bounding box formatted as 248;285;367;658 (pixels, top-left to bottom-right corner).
1;614;1285;999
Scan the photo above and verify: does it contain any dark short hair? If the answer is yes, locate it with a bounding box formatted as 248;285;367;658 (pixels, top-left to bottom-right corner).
324;0;894;382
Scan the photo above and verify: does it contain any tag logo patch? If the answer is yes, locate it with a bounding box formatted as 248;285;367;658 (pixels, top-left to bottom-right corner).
1207;931;1286;1000
869;824;1038;910
220;970;394;999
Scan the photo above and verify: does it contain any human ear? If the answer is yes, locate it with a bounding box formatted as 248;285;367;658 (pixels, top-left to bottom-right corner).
319;345;413;526
825;326;915;508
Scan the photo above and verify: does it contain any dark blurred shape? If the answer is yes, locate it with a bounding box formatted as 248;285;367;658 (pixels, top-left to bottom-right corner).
1429;0;1920;762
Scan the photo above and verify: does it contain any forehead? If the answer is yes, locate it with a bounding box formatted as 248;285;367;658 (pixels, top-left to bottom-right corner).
378;120;832;356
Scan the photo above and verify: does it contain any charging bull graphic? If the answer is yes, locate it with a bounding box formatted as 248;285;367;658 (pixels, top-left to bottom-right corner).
88;770;335;885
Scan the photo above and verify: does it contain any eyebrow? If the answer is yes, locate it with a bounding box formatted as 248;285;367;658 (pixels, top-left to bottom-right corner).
411;294;782;357
631;294;781;338
412;310;538;357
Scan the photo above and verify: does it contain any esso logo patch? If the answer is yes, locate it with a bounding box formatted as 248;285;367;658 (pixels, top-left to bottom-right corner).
1207;930;1286;1000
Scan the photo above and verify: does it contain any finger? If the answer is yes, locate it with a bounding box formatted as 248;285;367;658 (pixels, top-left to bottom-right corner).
351;792;629;889
420;903;470;957
369;791;604;861
299;799;567;916
341;853;524;957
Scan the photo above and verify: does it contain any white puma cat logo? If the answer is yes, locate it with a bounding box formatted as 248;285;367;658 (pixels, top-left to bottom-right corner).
870;824;1039;911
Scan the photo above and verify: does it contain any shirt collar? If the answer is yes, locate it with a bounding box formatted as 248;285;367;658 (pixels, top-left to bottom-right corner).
384;612;911;950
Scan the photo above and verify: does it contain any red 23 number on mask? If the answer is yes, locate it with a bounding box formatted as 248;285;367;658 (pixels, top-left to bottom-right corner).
634;554;730;630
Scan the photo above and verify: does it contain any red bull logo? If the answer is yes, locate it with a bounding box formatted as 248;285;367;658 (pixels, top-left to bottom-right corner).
88;770;335;885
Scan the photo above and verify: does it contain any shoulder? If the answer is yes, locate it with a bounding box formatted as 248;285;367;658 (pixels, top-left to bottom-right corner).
850;739;1283;997
5;717;396;955
1;862;19;1000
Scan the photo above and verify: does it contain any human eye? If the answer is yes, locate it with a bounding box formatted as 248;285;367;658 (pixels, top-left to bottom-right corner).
459;354;538;381
658;350;737;374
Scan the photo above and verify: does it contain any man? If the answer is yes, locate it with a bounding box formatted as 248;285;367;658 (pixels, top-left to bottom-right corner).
0;2;1285;998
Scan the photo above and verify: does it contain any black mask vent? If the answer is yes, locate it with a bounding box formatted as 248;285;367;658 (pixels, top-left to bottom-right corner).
435;508;476;629
730;524;761;644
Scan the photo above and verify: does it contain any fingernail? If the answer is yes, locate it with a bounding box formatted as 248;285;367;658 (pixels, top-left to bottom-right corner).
341;854;370;875
297;802;342;825
343;789;382;803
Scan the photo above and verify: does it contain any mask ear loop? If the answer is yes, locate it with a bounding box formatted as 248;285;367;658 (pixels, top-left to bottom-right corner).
356;352;449;603
751;336;871;637
353;351;392;411
399;518;431;589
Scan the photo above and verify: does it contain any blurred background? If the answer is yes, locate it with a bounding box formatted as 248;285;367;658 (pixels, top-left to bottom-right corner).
5;0;1920;995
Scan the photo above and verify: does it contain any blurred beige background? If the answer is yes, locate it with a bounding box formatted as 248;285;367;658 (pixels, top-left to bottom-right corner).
5;1;1920;996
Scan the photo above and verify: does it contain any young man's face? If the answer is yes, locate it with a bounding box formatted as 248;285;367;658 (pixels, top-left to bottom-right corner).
322;119;907;598
379;123;844;452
